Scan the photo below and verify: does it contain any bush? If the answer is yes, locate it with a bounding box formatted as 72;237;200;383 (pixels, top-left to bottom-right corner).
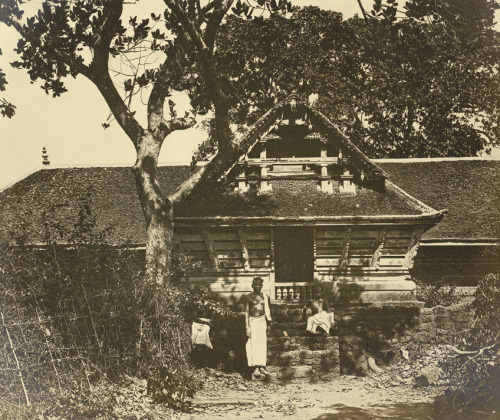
436;271;500;415
415;279;462;308
0;188;199;415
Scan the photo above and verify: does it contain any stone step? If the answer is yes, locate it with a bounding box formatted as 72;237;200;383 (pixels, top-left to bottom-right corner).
264;364;340;383
268;335;337;351
268;349;339;367
268;324;308;337
272;313;307;323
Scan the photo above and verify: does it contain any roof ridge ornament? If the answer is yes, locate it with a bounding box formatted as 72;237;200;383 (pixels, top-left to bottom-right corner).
42;147;50;166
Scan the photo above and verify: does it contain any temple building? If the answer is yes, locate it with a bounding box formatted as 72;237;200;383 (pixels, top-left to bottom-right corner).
1;96;498;306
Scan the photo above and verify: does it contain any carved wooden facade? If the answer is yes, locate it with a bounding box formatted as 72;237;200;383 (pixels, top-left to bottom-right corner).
174;224;429;304
174;95;446;304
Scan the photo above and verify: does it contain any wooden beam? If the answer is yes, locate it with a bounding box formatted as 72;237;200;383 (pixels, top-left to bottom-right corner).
238;229;251;272
339;228;351;270
270;228;275;271
202;230;219;270
370;229;387;269
313;228;317;271
245;157;339;166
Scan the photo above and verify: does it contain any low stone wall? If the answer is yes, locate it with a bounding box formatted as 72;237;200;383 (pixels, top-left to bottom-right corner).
337;303;474;375
189;302;474;381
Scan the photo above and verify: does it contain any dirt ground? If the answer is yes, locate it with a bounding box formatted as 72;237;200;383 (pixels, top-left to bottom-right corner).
111;345;462;420
181;373;443;420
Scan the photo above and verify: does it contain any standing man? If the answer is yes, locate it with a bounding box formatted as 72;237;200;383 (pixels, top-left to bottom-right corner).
245;276;272;378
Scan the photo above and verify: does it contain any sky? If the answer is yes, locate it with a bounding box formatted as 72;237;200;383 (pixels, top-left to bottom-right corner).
0;0;497;191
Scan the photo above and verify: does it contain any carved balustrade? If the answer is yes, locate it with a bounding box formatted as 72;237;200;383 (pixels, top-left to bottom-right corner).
273;283;322;302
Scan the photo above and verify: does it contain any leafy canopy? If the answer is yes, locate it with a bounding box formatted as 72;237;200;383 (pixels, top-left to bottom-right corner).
212;3;500;158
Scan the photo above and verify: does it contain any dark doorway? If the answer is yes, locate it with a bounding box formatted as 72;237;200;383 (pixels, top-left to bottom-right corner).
274;227;314;283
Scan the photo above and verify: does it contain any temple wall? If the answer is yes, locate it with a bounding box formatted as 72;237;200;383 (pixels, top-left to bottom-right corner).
176;224;422;304
412;244;500;286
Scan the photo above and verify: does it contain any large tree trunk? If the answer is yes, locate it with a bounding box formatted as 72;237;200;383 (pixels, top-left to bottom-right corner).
132;132;173;285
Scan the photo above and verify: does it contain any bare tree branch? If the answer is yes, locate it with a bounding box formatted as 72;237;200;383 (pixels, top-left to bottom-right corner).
356;0;370;20
205;0;235;50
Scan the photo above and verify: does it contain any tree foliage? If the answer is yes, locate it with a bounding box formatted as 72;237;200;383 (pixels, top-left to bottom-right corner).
213;3;500;158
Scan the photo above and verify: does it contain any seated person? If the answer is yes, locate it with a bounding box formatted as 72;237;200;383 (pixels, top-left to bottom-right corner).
305;298;334;335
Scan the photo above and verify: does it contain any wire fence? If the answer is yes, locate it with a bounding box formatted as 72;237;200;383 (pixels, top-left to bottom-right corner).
0;280;191;409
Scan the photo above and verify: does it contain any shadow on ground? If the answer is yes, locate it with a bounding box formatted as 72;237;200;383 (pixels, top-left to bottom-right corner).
310;402;499;420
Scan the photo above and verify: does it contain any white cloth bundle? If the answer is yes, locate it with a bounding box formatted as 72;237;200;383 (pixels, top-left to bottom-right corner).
306;311;334;335
191;319;213;349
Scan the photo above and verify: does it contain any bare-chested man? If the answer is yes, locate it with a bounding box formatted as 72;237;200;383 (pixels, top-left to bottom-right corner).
245;277;272;378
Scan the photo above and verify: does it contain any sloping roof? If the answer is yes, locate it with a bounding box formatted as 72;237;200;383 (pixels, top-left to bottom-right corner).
0;166;194;244
175;178;424;218
378;159;500;240
2;159;497;244
0;163;443;245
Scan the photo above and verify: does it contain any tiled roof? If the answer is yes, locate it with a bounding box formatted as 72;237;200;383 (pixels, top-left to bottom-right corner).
1;158;497;244
378;159;500;240
0;166;194;244
175;178;424;218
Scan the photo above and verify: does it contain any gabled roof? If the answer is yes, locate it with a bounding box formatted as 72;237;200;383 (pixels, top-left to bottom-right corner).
224;94;387;182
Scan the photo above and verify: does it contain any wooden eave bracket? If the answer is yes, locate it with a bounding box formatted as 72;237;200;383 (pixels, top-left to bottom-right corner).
238;229;251;271
403;229;422;269
370;229;387;269
339;228;351;270
202;230;219;270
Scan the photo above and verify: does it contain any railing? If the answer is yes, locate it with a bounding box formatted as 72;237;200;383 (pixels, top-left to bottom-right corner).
274;282;322;302
246;157;339;166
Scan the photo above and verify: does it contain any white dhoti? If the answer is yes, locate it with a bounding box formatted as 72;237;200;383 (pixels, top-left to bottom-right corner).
191;320;213;349
306;311;334;335
246;315;267;367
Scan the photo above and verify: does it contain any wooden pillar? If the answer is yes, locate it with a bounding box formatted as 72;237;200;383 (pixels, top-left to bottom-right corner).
270;228;276;300
260;165;272;192
236;164;248;193
260;140;267;159
340;167;355;194
320;141;332;193
238;229;250;272
312;227;317;272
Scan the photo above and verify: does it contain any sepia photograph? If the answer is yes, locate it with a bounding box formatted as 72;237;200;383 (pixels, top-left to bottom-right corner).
0;0;499;418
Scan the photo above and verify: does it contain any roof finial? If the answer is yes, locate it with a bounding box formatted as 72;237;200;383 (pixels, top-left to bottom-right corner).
42;147;50;166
